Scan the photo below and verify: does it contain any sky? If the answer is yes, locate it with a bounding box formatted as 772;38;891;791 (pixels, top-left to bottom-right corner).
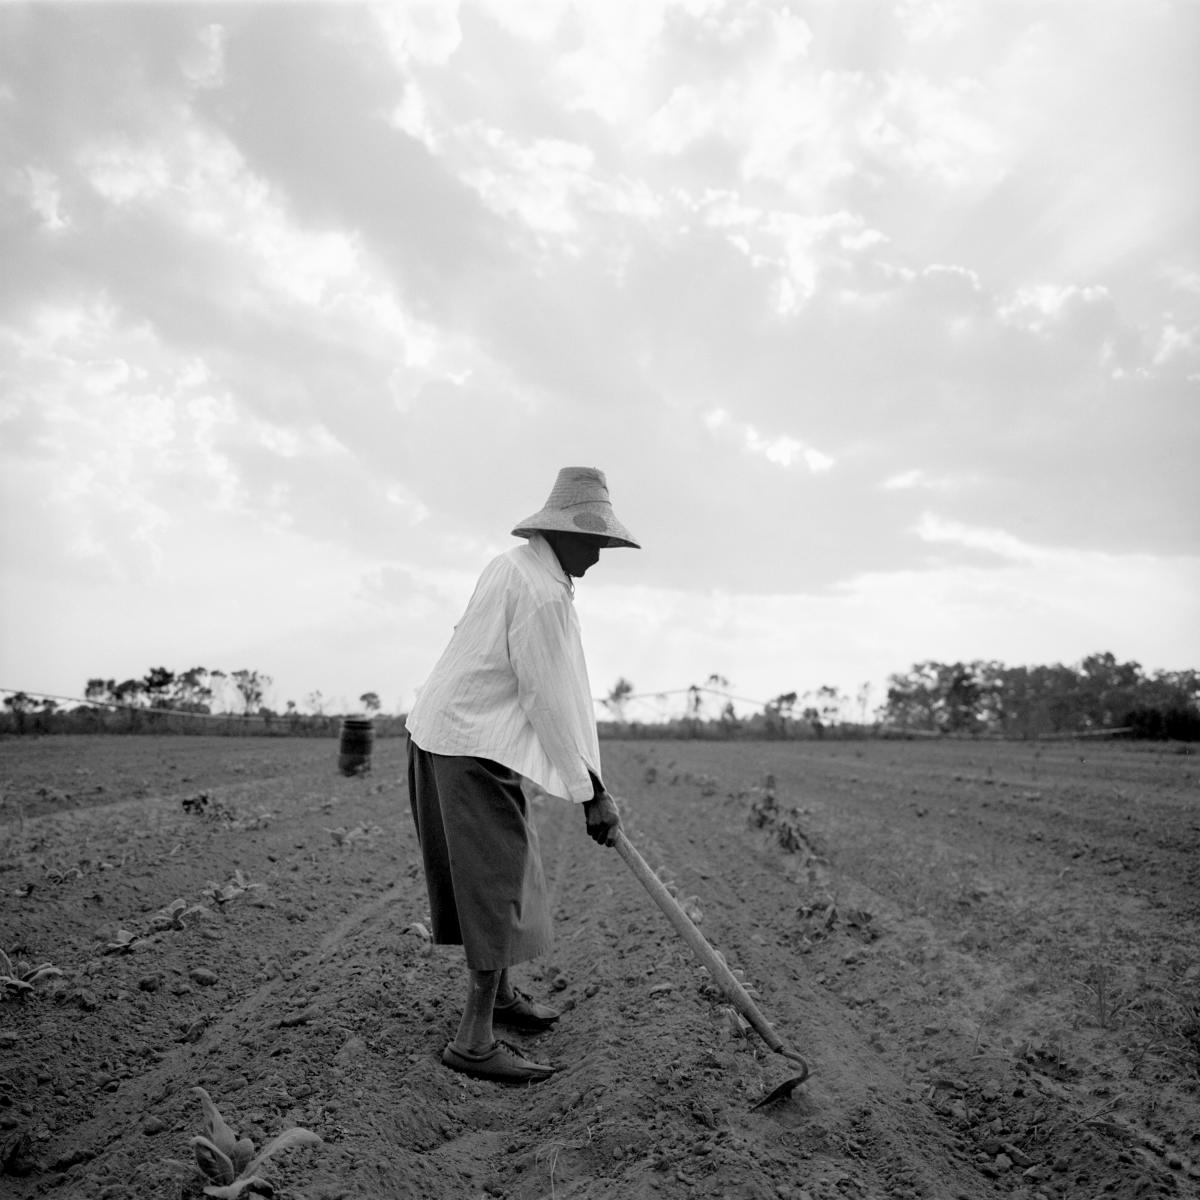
1;0;1198;722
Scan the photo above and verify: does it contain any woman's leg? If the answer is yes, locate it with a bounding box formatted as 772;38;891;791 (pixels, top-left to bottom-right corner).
454;968;501;1054
495;967;513;1005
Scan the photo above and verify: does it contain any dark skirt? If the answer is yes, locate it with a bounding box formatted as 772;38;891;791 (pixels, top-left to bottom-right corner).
406;739;552;971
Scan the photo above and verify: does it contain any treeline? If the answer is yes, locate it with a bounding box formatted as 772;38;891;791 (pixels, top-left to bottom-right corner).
880;653;1200;740
6;652;1197;742
0;666;403;738
595;653;1199;742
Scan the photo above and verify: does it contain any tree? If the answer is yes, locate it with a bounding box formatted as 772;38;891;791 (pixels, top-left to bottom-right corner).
1077;652;1142;728
816;685;845;726
942;665;981;733
604;677;635;721
84;678;116;706
877;653;1185;738
231;670;271;716
3;691;37;734
883;662;982;732
113;678;146;707
855;681;873;725
765;691;797;739
359;692;382;715
1122;667;1200;740
111;678;146;730
143;666;175;710
171;667;214;713
208;670;229;713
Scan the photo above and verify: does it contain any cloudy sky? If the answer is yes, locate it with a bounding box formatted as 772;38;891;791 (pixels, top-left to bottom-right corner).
1;0;1197;721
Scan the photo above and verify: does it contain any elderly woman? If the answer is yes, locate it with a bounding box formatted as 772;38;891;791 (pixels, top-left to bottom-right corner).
405;467;640;1084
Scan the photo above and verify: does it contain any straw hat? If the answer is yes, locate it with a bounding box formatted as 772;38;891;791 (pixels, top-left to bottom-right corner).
512;466;641;549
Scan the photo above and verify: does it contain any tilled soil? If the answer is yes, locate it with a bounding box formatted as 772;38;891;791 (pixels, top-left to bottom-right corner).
1;733;1197;1199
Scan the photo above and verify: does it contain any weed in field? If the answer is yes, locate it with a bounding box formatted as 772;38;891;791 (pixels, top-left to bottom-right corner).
535;1126;594;1200
1124;968;1200;1077
45;864;83;885
183;793;272;831
719;1005;751;1039
103;928;145;955
535;1139;568;1200
182;792;217;816
797;900;839;942
0;948;63;998
1079;947;1134;1031
406;921;434;957
749;786;777;826
324;822;383;848
748;775;818;857
149;897;211;932
166;1086;322;1198
232;808;273;832
203;869;264;907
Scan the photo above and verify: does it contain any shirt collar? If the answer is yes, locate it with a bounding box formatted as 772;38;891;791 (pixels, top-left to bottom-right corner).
526;533;575;598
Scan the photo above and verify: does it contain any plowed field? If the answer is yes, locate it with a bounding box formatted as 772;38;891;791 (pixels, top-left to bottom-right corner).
1;734;1197;1199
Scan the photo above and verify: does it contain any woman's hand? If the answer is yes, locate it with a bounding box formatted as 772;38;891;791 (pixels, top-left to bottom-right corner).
583;791;621;846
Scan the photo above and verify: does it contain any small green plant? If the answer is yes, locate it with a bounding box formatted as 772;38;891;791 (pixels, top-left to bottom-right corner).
183;793;271;829
46;864;83;885
150;898;211;932
324;822;383;848
103;928;145;955
174;1086;322;1198
748;774;778;828
1081;953;1134;1030
203;869;264;907
0;948;63;998
406;921;434;956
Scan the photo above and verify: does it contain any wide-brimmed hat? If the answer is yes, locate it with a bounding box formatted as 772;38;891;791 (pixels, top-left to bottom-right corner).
512;466;641;549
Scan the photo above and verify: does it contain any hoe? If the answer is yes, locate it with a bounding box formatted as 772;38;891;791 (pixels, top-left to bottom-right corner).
613;829;810;1108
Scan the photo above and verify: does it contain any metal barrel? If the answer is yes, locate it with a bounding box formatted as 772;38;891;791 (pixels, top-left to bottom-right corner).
337;715;375;776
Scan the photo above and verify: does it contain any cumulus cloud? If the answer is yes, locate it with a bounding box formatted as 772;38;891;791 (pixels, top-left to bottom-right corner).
1;0;1195;706
704;408;833;473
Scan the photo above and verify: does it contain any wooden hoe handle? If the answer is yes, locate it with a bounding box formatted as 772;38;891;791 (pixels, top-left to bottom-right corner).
613;828;808;1077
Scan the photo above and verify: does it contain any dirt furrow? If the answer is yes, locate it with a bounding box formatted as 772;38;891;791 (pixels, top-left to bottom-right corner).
606;775;990;1199
3;735;1196;1200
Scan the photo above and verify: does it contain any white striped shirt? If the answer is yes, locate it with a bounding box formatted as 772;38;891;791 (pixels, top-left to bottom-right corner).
405;534;601;803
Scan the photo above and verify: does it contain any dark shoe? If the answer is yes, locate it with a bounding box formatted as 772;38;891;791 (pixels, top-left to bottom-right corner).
493;988;561;1032
441;1040;556;1084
